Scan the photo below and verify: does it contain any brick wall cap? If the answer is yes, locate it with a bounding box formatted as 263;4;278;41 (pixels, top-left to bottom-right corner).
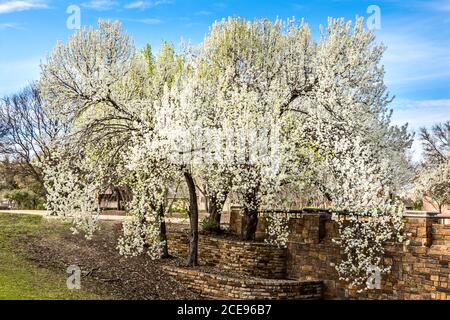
404;210;439;218
168;230;284;248
162;265;320;286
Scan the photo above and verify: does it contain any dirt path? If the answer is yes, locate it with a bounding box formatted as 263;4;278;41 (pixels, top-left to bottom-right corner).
17;220;200;300
0;210;191;224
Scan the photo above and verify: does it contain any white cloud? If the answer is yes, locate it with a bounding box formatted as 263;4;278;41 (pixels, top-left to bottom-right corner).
391;99;450;130
0;22;21;29
124;0;172;10
384;0;450;13
380;27;450;87
0;57;41;97
124;1;147;9
82;0;119;11
128;17;163;24
195;10;211;16
214;2;226;9
0;0;48;14
423;0;450;12
408;138;424;163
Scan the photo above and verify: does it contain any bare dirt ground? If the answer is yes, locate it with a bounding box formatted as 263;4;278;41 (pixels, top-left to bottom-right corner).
16;220;201;300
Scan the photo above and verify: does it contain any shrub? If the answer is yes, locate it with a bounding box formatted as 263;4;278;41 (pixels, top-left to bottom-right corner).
4;189;44;210
201;217;220;232
168;199;189;216
411;199;423;211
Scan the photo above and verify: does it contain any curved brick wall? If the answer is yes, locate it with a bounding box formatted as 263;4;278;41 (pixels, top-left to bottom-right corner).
169;210;450;300
163;266;323;300
227;208;450;300
285;213;450;300
167;231;287;279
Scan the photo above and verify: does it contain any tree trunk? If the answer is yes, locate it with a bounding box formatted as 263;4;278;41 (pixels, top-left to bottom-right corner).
184;171;199;266
207;192;227;232
141;215;150;250
203;190;209;216
209;195;220;228
158;203;171;259
117;190;121;211
241;207;258;241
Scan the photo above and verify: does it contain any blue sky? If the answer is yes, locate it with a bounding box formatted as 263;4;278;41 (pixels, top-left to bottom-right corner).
0;0;449;159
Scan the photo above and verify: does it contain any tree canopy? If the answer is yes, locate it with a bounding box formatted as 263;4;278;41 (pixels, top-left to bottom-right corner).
37;17;413;289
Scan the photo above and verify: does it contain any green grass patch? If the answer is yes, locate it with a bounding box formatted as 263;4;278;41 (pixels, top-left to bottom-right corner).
0;213;100;300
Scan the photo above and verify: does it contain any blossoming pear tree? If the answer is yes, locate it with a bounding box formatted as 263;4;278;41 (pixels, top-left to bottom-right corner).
188;17;316;240
296;18;412;287
38;17;413;287
39;20;180;260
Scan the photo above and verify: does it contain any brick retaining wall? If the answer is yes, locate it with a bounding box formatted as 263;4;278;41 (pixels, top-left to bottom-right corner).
163;266;323;300
167;231;287;279
284;212;450;300
168;210;450;300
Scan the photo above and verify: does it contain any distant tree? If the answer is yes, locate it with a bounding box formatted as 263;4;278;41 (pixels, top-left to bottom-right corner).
420;121;450;164
5;188;44;210
0;84;67;195
0;157;19;191
416;121;450;213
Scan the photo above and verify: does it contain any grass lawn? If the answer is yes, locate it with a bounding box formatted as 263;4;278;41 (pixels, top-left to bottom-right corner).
0;213;100;300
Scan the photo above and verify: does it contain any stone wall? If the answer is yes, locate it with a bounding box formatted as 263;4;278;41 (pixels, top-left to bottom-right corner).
169;209;450;300
163;266;323;300
167;230;287;279
284;211;450;300
229;207;331;241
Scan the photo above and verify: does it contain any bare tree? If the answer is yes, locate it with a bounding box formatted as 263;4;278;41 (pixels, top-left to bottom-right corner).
416;121;450;213
420;121;450;164
0;84;67;194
